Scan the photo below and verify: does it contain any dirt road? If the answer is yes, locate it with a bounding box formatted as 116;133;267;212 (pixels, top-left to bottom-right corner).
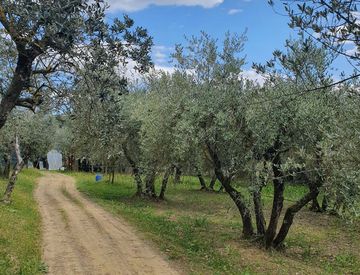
35;173;179;275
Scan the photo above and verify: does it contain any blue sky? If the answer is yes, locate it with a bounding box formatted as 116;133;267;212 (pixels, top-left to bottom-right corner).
106;0;353;77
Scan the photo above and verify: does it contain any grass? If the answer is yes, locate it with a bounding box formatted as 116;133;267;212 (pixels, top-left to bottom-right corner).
0;169;44;275
71;172;360;274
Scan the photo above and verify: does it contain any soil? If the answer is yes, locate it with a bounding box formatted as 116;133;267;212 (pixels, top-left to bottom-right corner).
35;172;179;275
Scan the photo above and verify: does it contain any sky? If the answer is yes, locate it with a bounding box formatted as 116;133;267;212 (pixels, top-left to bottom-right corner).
105;0;354;79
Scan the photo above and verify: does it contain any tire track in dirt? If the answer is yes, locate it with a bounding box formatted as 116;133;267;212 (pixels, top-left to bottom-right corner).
35;172;180;275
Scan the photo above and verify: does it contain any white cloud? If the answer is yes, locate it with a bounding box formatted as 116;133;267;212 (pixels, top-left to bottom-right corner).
240;69;265;85
152;45;173;65
147;67;266;86
148;67;266;85
106;0;224;12
228;8;242;15
154;51;167;62
118;57;265;86
346;46;359;57
153;65;176;74
351;11;360;20
117;59;176;83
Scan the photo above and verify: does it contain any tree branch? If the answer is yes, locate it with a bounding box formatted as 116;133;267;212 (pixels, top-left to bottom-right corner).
32;64;60;75
15;97;39;111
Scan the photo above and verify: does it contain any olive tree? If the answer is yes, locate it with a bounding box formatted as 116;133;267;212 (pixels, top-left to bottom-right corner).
172;31;258;237
130;71;195;199
320;80;360;218
248;38;342;248
0;110;55;203
0;0;152;129
270;0;360;84
246;79;340;248
69;46;151;192
70;66;130;181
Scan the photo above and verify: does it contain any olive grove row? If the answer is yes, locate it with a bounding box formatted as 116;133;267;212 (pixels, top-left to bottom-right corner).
60;31;360;249
0;0;359;249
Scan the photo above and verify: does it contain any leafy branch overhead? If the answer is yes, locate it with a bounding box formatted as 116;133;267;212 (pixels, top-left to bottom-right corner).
0;0;153;129
268;0;360;88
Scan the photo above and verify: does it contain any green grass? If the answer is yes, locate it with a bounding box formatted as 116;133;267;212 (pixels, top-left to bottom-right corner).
0;169;44;275
72;172;360;274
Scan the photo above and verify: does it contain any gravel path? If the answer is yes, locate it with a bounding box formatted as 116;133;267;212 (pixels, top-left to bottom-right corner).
35;172;179;275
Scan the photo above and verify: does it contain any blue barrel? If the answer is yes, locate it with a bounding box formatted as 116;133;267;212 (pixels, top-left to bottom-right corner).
95;174;103;182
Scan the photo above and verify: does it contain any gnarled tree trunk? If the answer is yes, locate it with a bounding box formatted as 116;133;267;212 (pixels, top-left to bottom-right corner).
273;186;319;248
145;170;157;198
174;165;182;184
206;143;254;238
196;168;208;191
209;174;217;190
322;195;328;212
110;167;115;184
252;160;267;236
264;137;284;248
0;51;35;129
2;136;25;204
223;178;254;237
159;167;172;200
309;148;324;213
253;188;266;236
310;195;321;212
2;154;11;179
122;143;143;196
265;175;284;248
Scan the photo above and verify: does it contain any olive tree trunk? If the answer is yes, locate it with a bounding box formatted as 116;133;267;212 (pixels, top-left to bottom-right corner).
0;51;35;129
2;136;25;204
253;188;266;236
310;195;321;212
122;143;143;196
209;174;217;190
223;178;254;237
206;143;254;238
2;154;11;179
321;195;328;211
110;168;115;184
159;167;172;200
273;187;319;248
174;165;182;184
309;148;324;212
273;148;325;248
264;138;285;248
265;174;284;248
196;168;208;191
265;143;323;249
145;170;157;198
